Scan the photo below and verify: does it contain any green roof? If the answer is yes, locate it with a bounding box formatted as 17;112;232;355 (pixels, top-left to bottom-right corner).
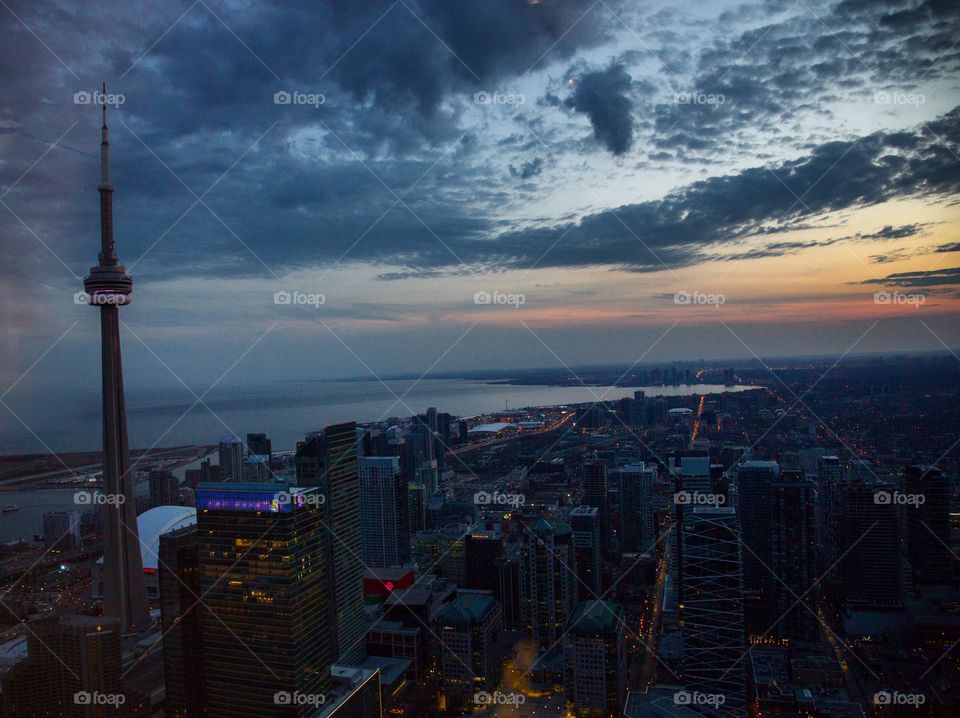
569;600;624;635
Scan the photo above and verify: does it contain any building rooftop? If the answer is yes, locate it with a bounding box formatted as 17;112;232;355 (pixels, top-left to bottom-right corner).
439;592;496;628
568;600;624;635
531;516;571;537
361;656;409;686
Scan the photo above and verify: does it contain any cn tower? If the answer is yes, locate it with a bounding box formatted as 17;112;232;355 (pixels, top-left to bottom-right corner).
83;84;150;633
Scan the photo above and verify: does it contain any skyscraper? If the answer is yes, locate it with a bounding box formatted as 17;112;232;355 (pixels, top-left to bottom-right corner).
296;422;366;665
680;507;745;717
42;510;81;553
904;465;953;586
1;616;126;717
615;463;655;554
218;435;244;482
149;469;180;508
437;592;503;713
403;423;438;496
495;553;522;631
244;432;273;481
464;521;503;591
158;524;206;717
246;432;272;459
521;517;576;648
359;456;410;567
815;455;844;592
195;483;331;717
839;477;902;609
736;460;777;635
82;93;149;634
565;601;627;717
582;460;610;555
569;506;602;601
770;471;817;641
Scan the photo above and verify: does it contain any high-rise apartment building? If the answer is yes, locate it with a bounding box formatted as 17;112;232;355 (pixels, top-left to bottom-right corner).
582;460;610;555
296;422;366;665
403;423;437;495
614;463;655;554
149;469;180;508
217;435;244;482
359;456;410;567
838;477;902;609
904;465;953;586
464;521;503;591
569;506;602;601
521;517;576;648
736;461;778;635
42;510;81;553
815;455;844;591
770;471;817;641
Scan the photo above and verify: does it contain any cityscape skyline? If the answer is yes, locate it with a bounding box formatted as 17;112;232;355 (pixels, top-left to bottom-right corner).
0;2;958;718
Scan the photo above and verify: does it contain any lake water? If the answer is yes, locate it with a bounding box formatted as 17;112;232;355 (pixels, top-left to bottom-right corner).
0;379;754;540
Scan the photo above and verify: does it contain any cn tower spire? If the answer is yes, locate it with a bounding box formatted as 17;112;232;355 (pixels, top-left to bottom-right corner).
98;82;117;266
83;83;149;634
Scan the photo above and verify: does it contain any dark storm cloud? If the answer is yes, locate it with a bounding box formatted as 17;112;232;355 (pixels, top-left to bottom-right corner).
646;0;960;157
933;242;960;253
450;109;960;273
859;267;960;287
2;0;960;293
565;64;635;155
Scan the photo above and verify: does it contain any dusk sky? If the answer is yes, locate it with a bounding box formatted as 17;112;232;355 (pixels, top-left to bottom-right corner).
2;0;960;398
